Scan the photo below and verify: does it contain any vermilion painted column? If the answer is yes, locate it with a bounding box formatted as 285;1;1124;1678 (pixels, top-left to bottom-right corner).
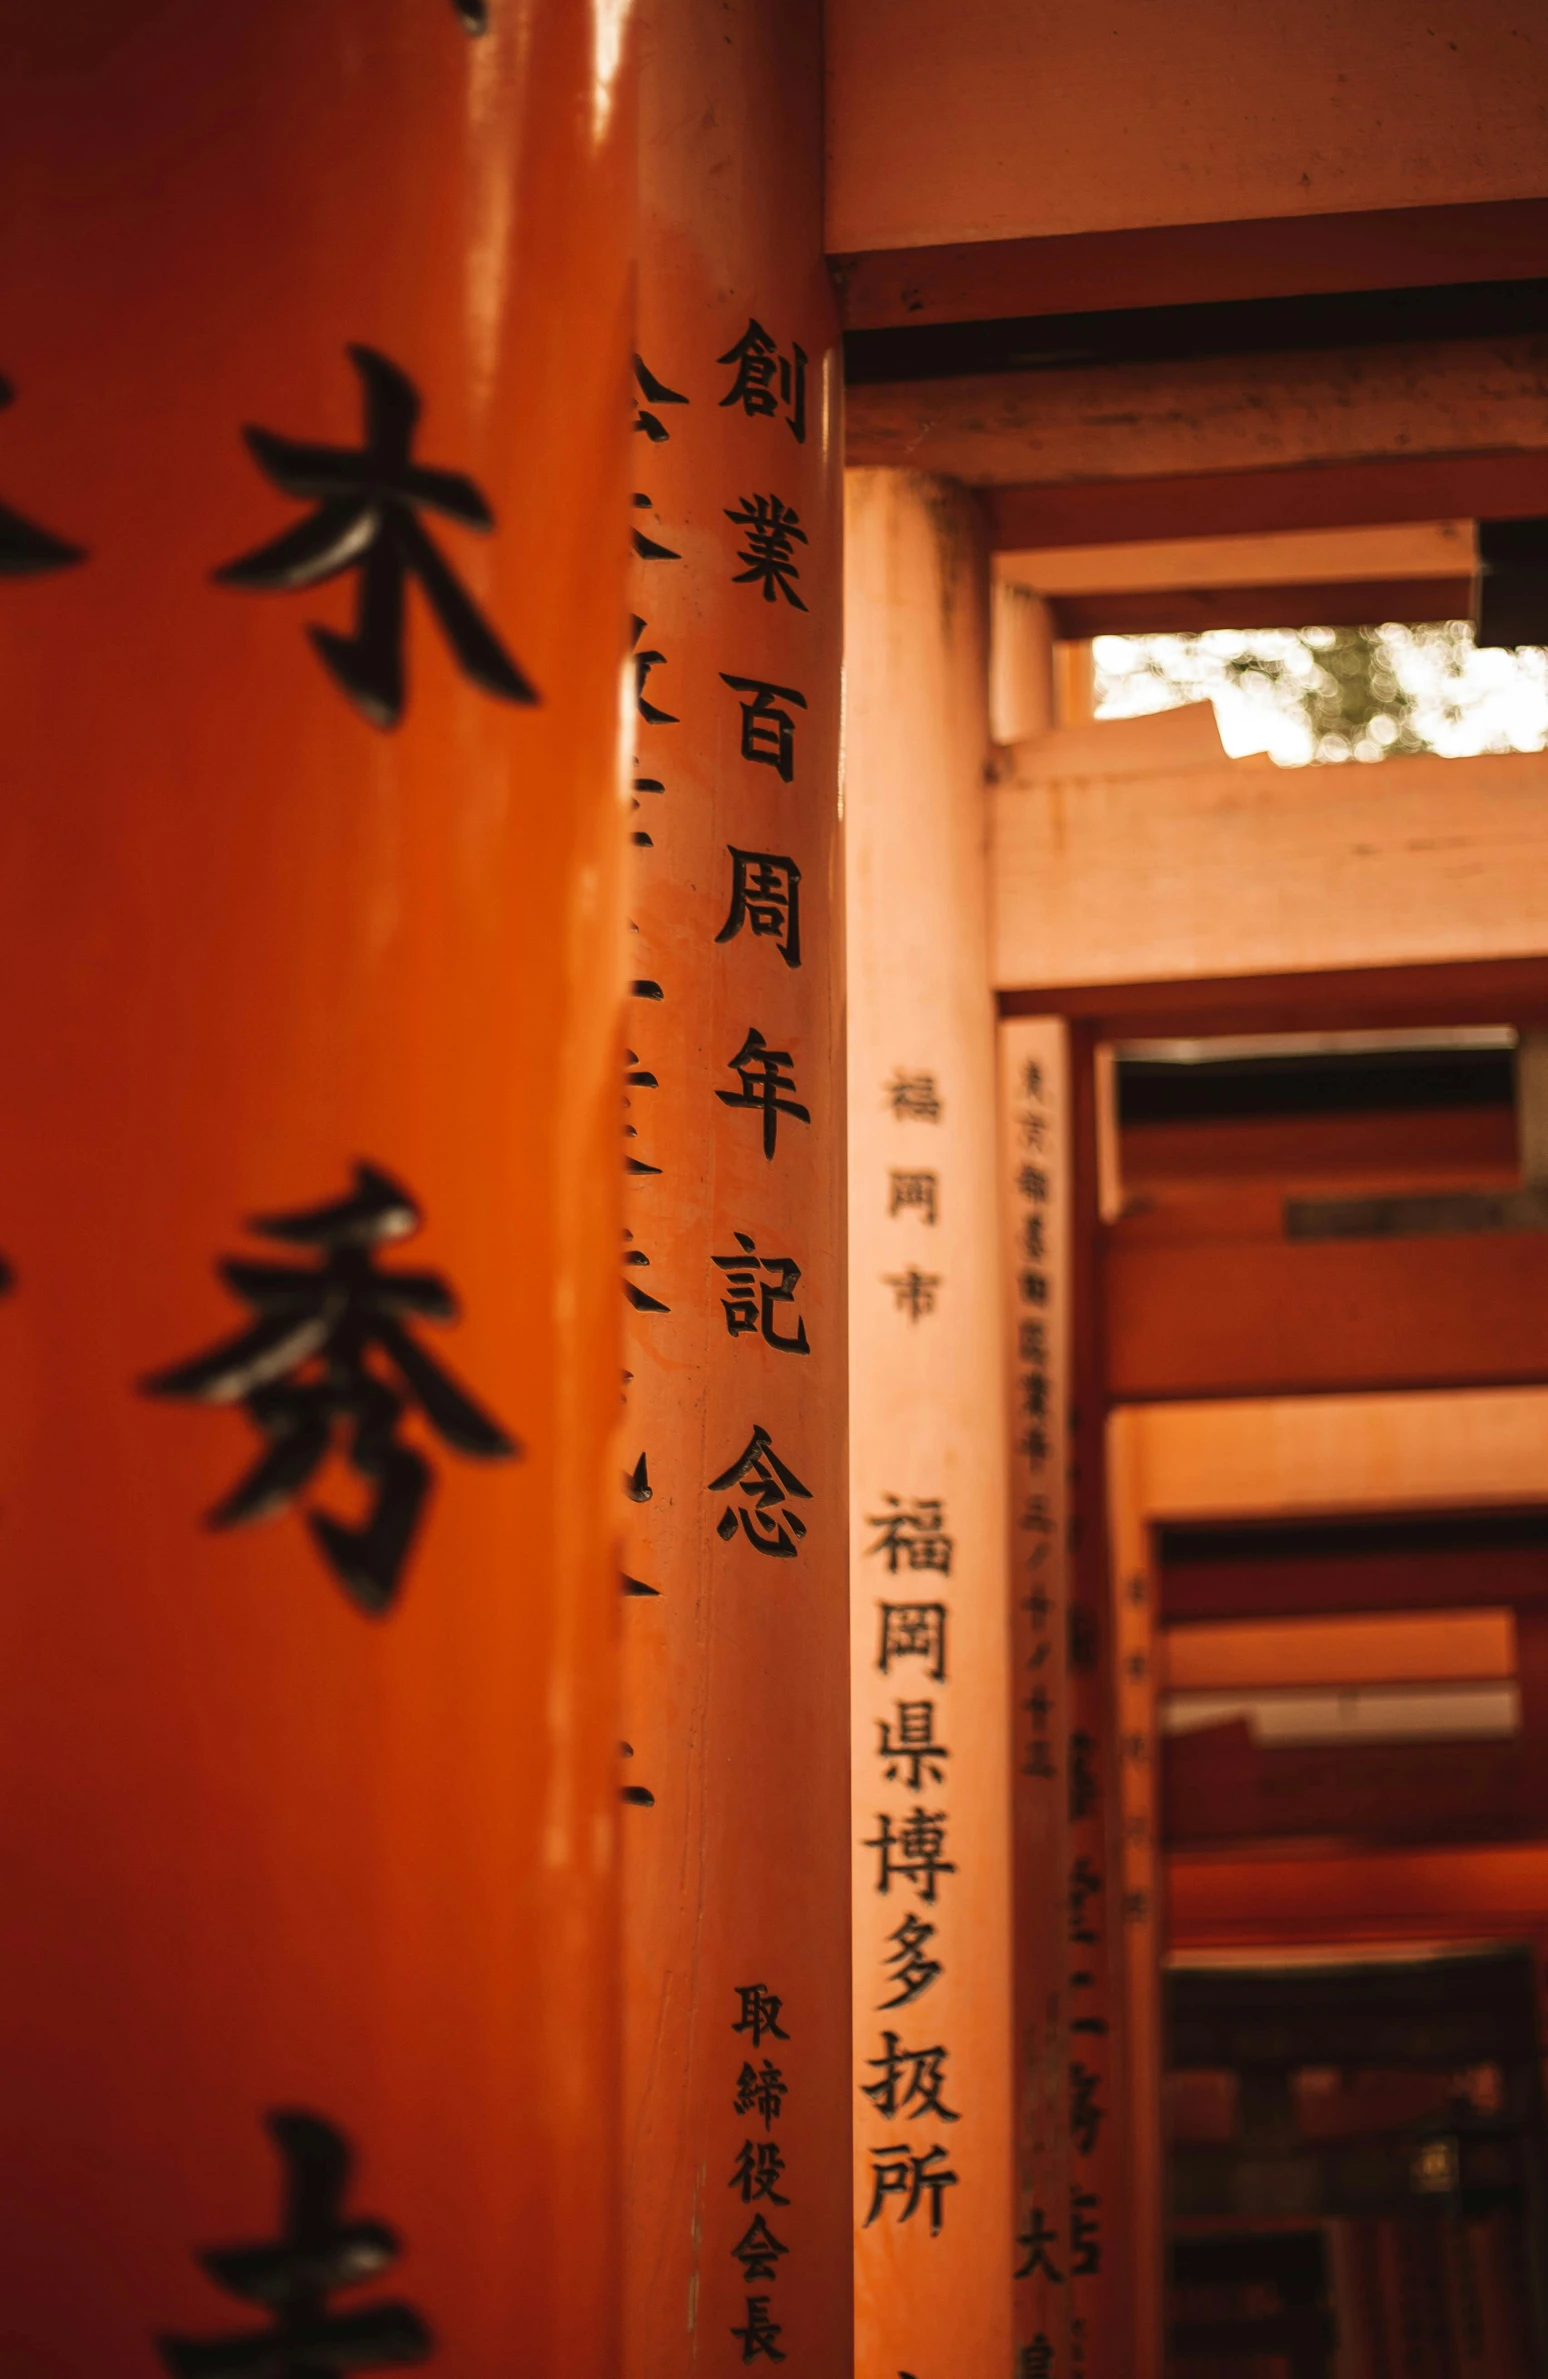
621;4;852;2374
0;6;633;2373
1066;1034;1130;2379
998;1018;1074;2378
1107;1412;1166;2379
844;469;1015;2379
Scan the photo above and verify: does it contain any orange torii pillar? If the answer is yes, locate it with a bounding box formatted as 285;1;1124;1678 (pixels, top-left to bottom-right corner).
843;468;1015;2379
996;1019;1072;2377
0;4;633;2376
998;1016;1134;2379
621;2;853;2375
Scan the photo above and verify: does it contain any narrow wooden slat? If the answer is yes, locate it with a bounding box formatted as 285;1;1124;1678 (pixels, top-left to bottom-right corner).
985;451;1548;551
1048;575;1473;638
1162;1610;1516;1692
833;199;1548;333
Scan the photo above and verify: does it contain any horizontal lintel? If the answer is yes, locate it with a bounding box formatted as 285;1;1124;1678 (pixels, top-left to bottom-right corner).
1047;575;1473;639
984;452;1548;552
832;196;1548;333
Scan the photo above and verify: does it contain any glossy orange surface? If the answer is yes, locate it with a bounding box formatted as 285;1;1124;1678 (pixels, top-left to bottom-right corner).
621;3;853;2372
0;4;633;2371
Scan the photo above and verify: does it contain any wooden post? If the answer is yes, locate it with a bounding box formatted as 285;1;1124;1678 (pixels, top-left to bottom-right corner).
998;1017;1075;2376
621;3;853;2373
0;3;634;2370
844;468;1015;2379
1066;1030;1129;2379
1108;1411;1168;2379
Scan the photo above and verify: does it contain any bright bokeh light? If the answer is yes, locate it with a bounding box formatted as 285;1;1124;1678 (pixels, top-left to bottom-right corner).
1093;623;1548;767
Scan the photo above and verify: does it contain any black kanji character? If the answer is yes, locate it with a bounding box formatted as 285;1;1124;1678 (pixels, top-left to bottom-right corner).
622;1229;670;1314
731;2216;789;2285
215;346;534;730
885;1070;942;1123
865;1810;956;1904
1069;1731;1098;1823
710;1425;811;1557
720;673;806;780
718;319;807;443
142;1161;518;1615
877;1700;950;1793
1015;2206;1064;2284
861;2032;958;2123
878;1913;942;2010
732;2297;786;2364
726;494;806;608
729;2140;789;2206
156;2109;432;2379
1070;2062;1104;2157
632;490;680;562
624;1449;652;1503
631;615;678;724
864;2144;958;2236
717;1027;810;1159
633;355;689;443
1021;2336;1054;2379
877;1602;947;1682
883;1267;940;1321
734;2061;788;2129
623;1045;660;1174
888;1170;938;1224
716;849;801;968
1069;2186;1101;2276
732;1983;790;2046
0;376;84;579
865;1496;953;1577
449;0;486;30
713;1234;809;1354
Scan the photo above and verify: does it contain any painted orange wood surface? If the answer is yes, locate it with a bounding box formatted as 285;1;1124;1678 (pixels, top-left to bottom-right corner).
1169;1841;1548;1950
1066;1035;1129;2379
620;5;853;2374
0;4;634;2371
999;1020;1075;2375
847;338;1548;493
845;469;1014;2379
835;198;1548;332
1106;1417;1164;2379
1106;1215;1548;1402
825;0;1548;252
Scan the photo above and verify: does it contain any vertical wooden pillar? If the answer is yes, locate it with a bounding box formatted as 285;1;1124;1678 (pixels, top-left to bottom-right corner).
0;4;633;2372
1065;1031;1129;2379
998;1018;1074;2376
622;3;852;2374
844;469;1014;2379
1107;1412;1166;2379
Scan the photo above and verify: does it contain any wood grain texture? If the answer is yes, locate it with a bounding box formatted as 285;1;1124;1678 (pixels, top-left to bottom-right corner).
847;336;1548;488
993;739;1548;994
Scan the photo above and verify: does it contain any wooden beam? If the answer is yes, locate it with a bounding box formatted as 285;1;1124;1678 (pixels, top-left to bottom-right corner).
1106;1214;1548;1403
1168;1838;1548;1949
992;747;1548;998
984;451;1548;551
1161;1610;1515;1693
832;198;1548;333
846;337;1548;488
995;520;1476;593
1112;1218;1548;1398
1111;1386;1548;1524
824;0;1548;260
1047;576;1473;637
1161;1512;1548;1626
1164;1730;1523;1849
998;954;1548;1043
